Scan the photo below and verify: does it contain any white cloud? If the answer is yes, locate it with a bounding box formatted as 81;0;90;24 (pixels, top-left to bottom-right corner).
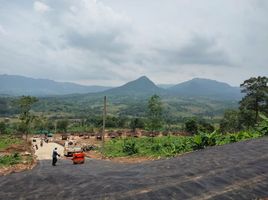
0;0;267;86
0;24;6;35
34;1;50;13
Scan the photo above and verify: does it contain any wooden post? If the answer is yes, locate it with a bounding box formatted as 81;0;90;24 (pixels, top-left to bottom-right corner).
102;96;107;155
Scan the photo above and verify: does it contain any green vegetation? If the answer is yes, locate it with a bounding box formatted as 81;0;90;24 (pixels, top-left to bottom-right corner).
56;119;69;133
103;130;265;158
0;153;21;166
240;76;268;123
0;135;21;150
257;113;268;136
0;121;7;134
16;96;38;139
220;76;268;133
147;95;163;131
0;76;267;162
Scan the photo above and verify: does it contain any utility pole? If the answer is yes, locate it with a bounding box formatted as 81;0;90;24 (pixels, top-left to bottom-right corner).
102;96;107;155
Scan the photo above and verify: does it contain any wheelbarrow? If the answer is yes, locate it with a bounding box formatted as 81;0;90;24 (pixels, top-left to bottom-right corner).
72;152;85;164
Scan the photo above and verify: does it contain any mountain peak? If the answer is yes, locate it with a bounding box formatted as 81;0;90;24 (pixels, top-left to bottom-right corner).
137;75;150;80
168;78;241;99
104;76;162;95
190;78;231;87
133;76;155;84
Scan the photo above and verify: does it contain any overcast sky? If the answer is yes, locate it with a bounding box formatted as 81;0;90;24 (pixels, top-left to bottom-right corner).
0;0;267;86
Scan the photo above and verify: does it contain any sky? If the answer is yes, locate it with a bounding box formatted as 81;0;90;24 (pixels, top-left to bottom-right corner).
0;0;267;86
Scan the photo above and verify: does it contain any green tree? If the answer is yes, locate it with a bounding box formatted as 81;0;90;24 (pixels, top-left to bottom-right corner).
16;96;38;140
185;118;198;135
240;76;268;124
219;109;241;133
239;108;256;129
198;120;215;133
57;119;69;133
33;116;47;131
46;120;55;131
0;121;7;134
118;117;129;128
147;95;163;131
130;118;145;132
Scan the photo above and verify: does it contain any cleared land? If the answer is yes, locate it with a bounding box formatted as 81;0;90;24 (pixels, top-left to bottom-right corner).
0;137;267;200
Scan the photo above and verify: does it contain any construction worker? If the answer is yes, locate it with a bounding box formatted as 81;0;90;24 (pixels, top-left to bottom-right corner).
52;147;60;166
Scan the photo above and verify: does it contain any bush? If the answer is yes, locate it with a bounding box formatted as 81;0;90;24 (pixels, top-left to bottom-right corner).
185;119;198;134
122;140;139;155
151;143;162;152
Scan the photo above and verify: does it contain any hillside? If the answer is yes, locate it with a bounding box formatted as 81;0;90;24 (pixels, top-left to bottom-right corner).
0;74;111;96
168;78;242;100
0;75;241;119
104;76;164;96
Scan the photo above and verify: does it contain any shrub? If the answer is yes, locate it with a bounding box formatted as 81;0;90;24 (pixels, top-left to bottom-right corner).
151;143;162;152
122;140;138;155
192;134;204;150
185;119;198;135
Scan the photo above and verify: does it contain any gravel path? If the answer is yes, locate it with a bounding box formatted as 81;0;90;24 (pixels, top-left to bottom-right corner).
0;137;268;200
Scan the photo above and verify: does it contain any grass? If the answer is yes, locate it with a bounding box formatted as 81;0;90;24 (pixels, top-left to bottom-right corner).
0;135;22;151
0;153;21;166
0;135;32;167
103;130;264;158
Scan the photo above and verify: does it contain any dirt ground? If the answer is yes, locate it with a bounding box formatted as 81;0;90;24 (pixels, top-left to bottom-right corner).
33;138;64;160
0;139;36;176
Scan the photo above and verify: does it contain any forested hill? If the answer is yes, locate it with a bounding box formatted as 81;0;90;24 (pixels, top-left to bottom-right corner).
0;75;242;118
103;76;165;96
168;78;242;100
0;74;111;96
0;74;242;100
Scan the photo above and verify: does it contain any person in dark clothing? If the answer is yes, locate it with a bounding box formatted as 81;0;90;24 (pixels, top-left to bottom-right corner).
52;147;60;166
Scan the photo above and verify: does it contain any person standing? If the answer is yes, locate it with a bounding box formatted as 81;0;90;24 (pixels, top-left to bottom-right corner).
52;147;60;166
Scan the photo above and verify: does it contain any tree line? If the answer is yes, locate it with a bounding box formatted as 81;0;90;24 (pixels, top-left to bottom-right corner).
0;76;267;136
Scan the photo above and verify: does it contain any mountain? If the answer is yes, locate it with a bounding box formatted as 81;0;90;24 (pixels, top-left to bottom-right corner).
0;74;111;96
168;78;242;99
0;74;243;100
157;84;175;89
104;76;164;96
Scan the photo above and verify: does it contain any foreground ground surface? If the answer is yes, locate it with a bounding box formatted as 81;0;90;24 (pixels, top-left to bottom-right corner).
0;137;268;200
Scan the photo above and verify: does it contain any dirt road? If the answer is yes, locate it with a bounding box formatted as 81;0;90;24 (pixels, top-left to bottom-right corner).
33;138;64;160
0;137;268;200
